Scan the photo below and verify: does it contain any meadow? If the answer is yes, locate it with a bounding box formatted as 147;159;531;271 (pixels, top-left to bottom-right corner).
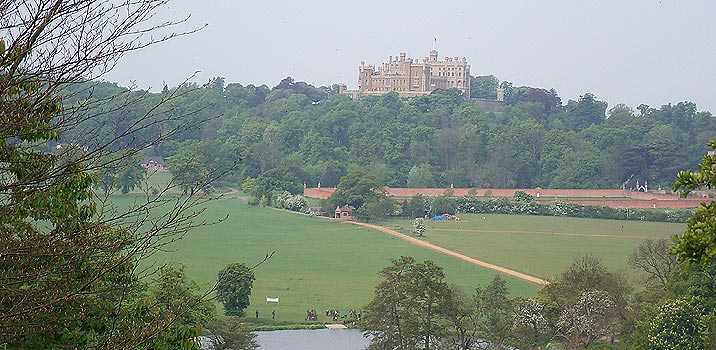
385;214;686;282
112;196;541;323
112;190;687;324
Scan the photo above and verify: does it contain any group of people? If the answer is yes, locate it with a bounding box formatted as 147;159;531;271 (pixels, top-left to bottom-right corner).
304;308;362;322
305;309;319;321
326;309;362;322
255;310;276;319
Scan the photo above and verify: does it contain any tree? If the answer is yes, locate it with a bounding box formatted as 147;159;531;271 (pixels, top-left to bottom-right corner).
204;317;259;350
646;298;707;350
672;140;716;265
150;264;217;349
167;140;213;196
429;195;456;216
512;298;548;349
478;275;515;349
540;255;630;348
403;194;428;218
358;196;399;221
96;151;146;195
216;263;256;317
564;93;608;131
554;290;616;349
0;1;227;348
629;239;677;290
254;167;302;204
470;75;499;100
360;257;453;350
325;170;386;213
407;163;437;188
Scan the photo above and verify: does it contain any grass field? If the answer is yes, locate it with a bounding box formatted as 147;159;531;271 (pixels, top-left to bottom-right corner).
110;197;541;323
385;214;686;282
109;194;687;323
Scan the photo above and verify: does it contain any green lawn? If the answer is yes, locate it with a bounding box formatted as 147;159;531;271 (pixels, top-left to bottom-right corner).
115;197;540;323
109;195;687;323
385;214;685;282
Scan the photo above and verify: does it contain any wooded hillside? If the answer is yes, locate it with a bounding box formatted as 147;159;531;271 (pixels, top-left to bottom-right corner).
63;76;715;190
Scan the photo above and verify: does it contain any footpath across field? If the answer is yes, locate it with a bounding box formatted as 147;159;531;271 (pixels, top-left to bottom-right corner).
385;213;685;281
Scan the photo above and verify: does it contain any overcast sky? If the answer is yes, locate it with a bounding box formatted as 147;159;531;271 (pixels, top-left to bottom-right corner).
105;0;716;113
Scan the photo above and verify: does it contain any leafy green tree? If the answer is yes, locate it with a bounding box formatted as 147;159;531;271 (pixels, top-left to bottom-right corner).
116;159;146;194
150;264;217;349
478;275;515;349
241;176;258;195
361;257;454;350
540;255;630;347
255;167;302;204
216;263;256;317
0;2;230;348
429;195;456;216
444;285;484;350
407;163;438;187
358;196;399;221
403;194;429;218
646;298;707;350
325;170;386;213
205;317;259;350
470;75;499;100
167;140;212;196
672;140;716;265
95;151;146;195
554;290;616;349
564;93;608;131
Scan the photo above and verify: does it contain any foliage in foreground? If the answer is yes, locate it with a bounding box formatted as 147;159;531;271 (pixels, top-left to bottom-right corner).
360;256;632;349
672;140;716;265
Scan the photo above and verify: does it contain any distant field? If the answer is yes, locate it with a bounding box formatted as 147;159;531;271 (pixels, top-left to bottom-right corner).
121;170;237;196
385;214;685;281
109;197;541;323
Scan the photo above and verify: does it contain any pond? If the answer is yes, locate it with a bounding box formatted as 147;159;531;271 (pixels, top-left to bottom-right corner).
256;329;371;350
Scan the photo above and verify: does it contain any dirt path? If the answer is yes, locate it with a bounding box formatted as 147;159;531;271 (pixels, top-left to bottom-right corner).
430;228;660;239
348;221;548;286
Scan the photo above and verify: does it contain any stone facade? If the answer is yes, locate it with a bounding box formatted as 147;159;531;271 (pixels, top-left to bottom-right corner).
355;50;470;98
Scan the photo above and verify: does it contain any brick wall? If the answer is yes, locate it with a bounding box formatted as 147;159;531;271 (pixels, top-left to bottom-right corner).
303;187;715;209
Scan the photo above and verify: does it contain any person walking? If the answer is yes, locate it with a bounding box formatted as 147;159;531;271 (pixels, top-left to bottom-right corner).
272;310;276;319
255;310;259;319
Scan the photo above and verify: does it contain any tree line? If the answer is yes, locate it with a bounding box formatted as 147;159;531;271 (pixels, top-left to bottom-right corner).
62;75;715;195
360;248;716;350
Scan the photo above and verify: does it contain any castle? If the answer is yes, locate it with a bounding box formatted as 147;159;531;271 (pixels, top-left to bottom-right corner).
349;50;471;98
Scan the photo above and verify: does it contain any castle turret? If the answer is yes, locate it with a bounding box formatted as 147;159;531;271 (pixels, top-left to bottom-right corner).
429;50;438;62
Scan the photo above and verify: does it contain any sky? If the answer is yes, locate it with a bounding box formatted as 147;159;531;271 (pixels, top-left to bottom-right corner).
105;0;716;113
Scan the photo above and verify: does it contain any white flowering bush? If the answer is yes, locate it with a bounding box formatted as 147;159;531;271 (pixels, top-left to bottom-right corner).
412;218;426;237
647;298;706;350
273;191;308;212
555;290;615;349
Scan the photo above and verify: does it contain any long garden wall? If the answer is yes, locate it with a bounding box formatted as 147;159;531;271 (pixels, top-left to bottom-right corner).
303;187;714;209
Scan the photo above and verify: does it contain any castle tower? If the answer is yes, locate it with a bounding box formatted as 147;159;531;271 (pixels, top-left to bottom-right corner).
429;50;438;62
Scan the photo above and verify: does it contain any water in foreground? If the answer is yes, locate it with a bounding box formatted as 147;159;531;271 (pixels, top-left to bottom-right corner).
256;329;370;350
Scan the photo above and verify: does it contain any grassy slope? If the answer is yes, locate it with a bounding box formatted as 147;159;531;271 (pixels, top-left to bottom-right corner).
385;214;685;281
120;198;540;322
